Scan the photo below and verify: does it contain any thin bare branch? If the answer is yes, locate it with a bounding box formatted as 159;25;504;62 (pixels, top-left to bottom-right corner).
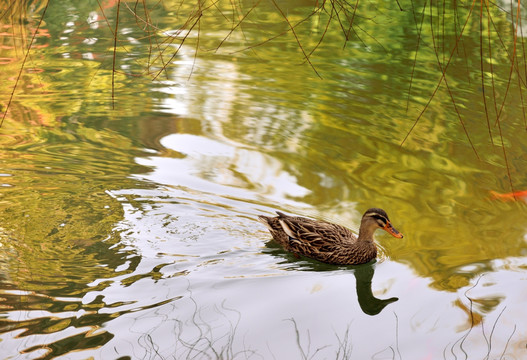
406;0;427;113
400;0;477;151
1;0;50;128
269;0;322;78
215;0;262;52
480;0;494;145
112;0;122;110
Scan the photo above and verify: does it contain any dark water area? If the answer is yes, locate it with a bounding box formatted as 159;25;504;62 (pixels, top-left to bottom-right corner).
1;0;527;358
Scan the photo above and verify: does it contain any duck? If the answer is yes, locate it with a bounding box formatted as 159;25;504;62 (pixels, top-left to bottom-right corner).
258;208;403;265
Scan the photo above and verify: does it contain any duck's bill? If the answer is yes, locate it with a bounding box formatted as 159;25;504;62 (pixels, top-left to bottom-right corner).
383;222;404;238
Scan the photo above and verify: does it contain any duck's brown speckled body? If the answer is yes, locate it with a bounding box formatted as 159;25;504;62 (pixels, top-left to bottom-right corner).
258;208;403;265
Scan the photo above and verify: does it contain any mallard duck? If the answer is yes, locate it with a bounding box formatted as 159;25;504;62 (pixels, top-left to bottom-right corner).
258;208;403;265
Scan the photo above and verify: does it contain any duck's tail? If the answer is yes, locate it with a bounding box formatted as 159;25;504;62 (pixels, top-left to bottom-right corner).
257;215;274;231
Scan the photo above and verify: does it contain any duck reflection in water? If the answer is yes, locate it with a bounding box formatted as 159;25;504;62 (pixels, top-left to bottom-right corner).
263;242;399;315
353;262;398;316
260;208;403;315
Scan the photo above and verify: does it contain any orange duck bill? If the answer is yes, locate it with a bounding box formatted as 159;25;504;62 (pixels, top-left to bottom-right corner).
383;222;404;238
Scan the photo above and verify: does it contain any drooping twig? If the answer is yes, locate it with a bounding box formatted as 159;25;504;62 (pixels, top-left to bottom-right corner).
429;0;479;159
269;0;322;78
499;324;516;360
1;0;50;128
112;0;122;110
479;0;494;145
152;10;203;81
0;1;16;23
484;306;507;360
287;318;330;360
491;0;521;197
188;0;202;80
492;0;520;126
215;0;262;53
343;0;361;45
394;312;402;360
459;274;484;358
302;2;335;61
400;0;477;154
406;0;427;113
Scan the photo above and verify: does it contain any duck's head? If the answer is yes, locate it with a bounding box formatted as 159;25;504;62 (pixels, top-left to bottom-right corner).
361;208;404;239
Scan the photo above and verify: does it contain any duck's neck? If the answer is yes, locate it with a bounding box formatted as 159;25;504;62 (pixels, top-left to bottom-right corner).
357;222;376;242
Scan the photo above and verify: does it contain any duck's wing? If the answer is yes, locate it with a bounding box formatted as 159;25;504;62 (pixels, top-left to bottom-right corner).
276;212;356;248
260;212;376;265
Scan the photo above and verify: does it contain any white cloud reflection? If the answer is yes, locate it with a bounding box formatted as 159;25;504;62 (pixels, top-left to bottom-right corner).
136;134;310;205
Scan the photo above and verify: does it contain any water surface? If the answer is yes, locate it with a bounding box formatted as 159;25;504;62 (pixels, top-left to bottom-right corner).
1;0;527;359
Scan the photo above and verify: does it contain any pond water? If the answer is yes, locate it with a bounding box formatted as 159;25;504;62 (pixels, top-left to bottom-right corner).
1;0;527;359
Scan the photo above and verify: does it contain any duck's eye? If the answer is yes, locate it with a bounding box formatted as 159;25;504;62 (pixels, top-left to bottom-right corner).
371;214;387;227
